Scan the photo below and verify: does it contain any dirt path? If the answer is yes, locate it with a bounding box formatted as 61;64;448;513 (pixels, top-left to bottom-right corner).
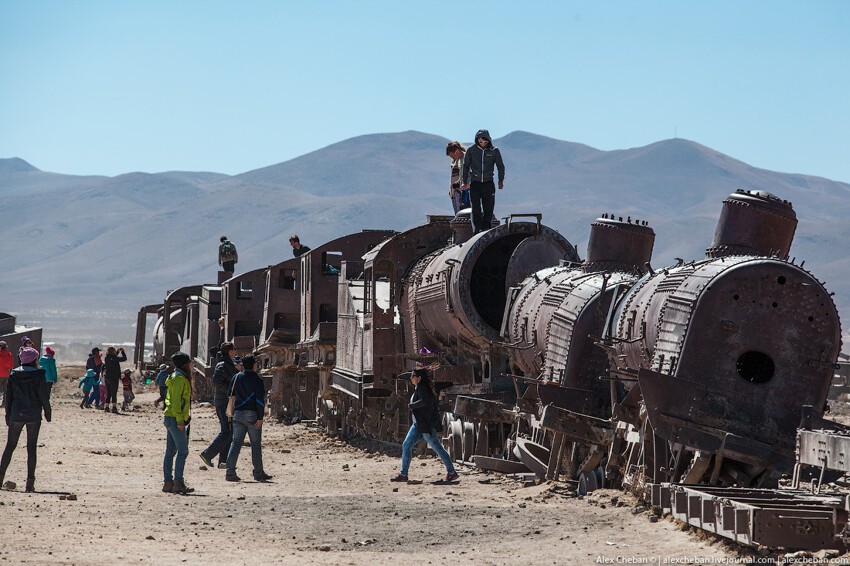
0;366;741;565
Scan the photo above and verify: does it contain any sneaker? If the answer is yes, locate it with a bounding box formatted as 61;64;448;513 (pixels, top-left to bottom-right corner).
171;480;194;494
199;453;213;468
162;480;174;493
445;471;459;482
225;474;241;482
111;407;119;414
254;472;273;482
390;474;409;483
25;478;35;493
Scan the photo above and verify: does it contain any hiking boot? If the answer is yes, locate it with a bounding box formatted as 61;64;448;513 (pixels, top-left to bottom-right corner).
25;478;35;493
162;480;174;493
254;472;273;482
445;471;460;482
390;474;409;483
225;474;241;482
199;453;213;468
171;480;194;494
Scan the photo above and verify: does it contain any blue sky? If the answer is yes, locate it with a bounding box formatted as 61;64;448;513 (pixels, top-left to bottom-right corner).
1;0;848;182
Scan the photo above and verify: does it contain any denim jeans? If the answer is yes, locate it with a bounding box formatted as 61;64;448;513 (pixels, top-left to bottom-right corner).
469;180;496;234
226;410;264;478
399;423;455;477
202;404;232;465
163;416;189;482
0;421;41;481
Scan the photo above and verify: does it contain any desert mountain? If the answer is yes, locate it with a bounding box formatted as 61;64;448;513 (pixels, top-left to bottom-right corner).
1;130;848;345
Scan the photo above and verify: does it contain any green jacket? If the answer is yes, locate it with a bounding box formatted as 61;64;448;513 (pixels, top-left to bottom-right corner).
163;370;191;424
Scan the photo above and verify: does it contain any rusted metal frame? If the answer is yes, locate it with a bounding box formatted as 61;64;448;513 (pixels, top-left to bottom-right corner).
539;404;612;446
453;395;516;424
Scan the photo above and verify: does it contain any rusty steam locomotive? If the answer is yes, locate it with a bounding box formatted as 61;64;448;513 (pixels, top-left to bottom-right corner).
135;189;843;504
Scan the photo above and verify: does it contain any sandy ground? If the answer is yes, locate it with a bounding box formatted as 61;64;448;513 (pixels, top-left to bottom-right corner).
0;366;748;565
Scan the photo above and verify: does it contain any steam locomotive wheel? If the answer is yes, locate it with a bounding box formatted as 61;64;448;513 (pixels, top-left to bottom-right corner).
578;471;598;496
450;420;463;462
461;422;475;462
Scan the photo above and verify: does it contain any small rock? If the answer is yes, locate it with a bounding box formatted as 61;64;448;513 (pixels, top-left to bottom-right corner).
56;461;62;465
59;495;66;500
392;488;398;492
342;464;349;471
649;515;659;523
2;481;16;491
318;545;331;552
146;535;155;540
237;496;246;501
66;494;77;501
814;550;840;560
199;466;208;471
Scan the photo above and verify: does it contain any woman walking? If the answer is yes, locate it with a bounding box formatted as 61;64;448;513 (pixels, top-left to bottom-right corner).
391;364;458;483
0;347;51;492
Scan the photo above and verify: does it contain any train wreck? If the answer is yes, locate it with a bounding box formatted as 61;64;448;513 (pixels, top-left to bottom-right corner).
135;190;850;552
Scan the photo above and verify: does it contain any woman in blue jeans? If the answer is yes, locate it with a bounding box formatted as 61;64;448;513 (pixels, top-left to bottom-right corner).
162;352;194;494
391;366;458;483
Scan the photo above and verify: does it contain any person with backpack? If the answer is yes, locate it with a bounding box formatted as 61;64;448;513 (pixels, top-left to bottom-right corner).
391;363;458;484
224;354;272;483
218;236;238;274
461;129;505;234
102;347;127;414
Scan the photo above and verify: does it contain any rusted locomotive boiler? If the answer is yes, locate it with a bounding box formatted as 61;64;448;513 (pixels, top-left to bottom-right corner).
492;216;655;481
330;212;578;448
602;190;842;491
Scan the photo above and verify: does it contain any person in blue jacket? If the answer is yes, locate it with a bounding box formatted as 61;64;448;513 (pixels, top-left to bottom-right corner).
224;355;272;483
153;364;170;408
78;369;98;408
39;346;58;398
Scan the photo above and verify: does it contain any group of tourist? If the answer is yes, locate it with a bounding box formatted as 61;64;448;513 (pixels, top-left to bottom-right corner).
162;344;271;494
81;346;132;413
217;233;310;277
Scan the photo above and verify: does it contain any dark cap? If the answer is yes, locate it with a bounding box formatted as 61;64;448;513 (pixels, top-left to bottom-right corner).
171;351;191;368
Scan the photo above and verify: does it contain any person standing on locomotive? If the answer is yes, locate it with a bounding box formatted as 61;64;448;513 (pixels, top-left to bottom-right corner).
289;234;310;258
218;236;238;275
446;141;469;214
391;364;459;483
461;129;505;234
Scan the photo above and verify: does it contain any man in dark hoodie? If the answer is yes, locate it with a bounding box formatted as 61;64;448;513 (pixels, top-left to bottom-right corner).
0;347;51;492
224;354;272;483
461;129;505;234
200;342;237;469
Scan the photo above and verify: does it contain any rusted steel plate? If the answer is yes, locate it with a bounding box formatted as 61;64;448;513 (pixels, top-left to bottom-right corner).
798;429;850;473
653;483;848;551
473;456;531;474
515;437;550;478
539;404;612;446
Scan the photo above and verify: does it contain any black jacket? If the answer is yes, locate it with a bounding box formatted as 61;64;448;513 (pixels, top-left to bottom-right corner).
102;351;127;381
212;356;238;406
5;365;51;424
229;370;266;417
408;376;441;434
462;129;505;185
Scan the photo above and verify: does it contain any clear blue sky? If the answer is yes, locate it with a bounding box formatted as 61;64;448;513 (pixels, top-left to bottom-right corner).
2;0;848;182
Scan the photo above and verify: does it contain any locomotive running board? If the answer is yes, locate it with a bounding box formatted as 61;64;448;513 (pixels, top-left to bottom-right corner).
650;483;849;551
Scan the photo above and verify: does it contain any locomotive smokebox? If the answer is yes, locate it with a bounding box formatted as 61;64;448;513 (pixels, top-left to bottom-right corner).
409;216;579;349
706;189;797;259
584;216;655;273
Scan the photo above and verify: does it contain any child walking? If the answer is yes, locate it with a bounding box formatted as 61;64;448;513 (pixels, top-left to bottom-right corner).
78;369;98;408
120;369;135;411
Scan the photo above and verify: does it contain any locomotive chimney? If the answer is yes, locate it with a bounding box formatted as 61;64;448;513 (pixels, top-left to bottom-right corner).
706;189;797;259
583;216;655;273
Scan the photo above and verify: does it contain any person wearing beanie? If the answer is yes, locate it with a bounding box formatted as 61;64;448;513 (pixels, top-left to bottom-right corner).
460;129;505;234
162;352;194;494
153;364;170;408
0;347;51;493
218;236;238;275
0;342;12;409
39;347;58;397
